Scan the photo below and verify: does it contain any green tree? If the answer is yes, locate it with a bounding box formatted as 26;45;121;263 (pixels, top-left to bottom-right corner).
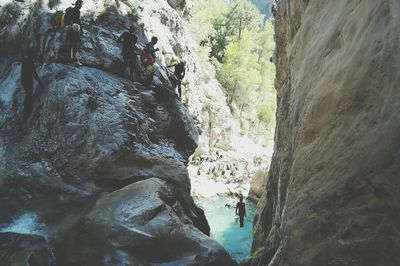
207;16;230;62
192;0;228;42
201;0;261;62
217;30;261;110
225;0;261;41
192;0;276;143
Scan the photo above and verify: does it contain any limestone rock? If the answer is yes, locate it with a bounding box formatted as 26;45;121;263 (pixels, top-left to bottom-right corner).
245;1;400;265
248;170;267;202
59;178;236;266
0;233;55;266
0;0;236;264
167;0;186;10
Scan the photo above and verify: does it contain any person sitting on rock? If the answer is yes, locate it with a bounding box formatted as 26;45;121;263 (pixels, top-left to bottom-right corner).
64;0;83;65
21;48;43;117
167;59;186;98
235;196;246;228
117;26;138;80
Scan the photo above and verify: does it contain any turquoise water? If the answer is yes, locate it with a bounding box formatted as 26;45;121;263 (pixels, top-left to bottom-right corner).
197;197;256;263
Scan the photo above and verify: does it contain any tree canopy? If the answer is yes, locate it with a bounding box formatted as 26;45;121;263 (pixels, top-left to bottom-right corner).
193;0;276;143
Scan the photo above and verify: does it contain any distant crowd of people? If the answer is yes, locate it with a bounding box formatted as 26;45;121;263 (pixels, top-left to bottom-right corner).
191;151;248;184
190;150;270;188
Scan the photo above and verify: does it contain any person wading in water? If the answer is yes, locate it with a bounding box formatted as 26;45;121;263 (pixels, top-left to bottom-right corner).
236;196;246;228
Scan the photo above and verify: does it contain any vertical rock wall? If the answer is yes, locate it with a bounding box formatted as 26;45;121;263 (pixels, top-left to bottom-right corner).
245;0;400;265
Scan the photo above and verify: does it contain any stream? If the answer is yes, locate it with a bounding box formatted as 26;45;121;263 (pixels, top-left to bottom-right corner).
197;197;256;263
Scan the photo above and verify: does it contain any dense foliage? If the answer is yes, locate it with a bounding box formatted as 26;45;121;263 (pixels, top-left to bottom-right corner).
192;0;276;142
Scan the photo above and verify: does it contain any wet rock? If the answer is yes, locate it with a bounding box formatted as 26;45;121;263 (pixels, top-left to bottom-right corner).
58;178;236;266
0;232;55;266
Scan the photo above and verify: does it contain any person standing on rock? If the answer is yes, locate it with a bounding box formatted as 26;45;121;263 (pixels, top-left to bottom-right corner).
235;196;246;228
140;37;159;86
167;59;186;98
117;26;138;80
144;37;159;60
21;48;43;116
63;0;83;65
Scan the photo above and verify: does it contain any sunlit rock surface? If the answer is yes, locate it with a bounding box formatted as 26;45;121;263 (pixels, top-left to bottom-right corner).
245;1;400;265
137;0;242;153
248;170;267;202
0;0;237;264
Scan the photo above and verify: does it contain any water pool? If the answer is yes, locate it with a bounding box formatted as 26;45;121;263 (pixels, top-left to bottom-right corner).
197;197;256;263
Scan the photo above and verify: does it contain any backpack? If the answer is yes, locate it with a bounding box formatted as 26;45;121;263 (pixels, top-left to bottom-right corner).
140;49;155;67
62;7;73;28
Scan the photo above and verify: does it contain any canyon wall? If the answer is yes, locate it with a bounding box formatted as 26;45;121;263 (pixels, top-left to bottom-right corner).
245;0;400;265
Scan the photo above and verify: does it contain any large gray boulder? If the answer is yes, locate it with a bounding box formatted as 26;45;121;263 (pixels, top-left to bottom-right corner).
59;178;236;265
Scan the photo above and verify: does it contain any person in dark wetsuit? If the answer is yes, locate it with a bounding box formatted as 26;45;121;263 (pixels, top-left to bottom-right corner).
235;196;246;228
64;0;83;64
168;60;186;98
117;26;138;80
21;49;43;116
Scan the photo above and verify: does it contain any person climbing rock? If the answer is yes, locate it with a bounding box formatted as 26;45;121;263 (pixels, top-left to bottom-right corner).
21;48;43;117
66;23;81;64
140;37;159;86
144;37;159;60
117;26;138;80
64;0;83;65
168;59;186;98
235;196;246;228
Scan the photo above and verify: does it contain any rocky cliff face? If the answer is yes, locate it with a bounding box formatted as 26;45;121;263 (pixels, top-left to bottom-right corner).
245;1;400;265
0;0;236;265
134;0;240;154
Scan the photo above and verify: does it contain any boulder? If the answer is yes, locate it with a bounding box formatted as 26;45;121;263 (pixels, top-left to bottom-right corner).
248;170;267;202
58;178;236;266
167;0;186;10
0;232;55;266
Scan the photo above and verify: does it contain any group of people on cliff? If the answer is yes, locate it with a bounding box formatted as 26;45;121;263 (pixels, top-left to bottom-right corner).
21;0;186;116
